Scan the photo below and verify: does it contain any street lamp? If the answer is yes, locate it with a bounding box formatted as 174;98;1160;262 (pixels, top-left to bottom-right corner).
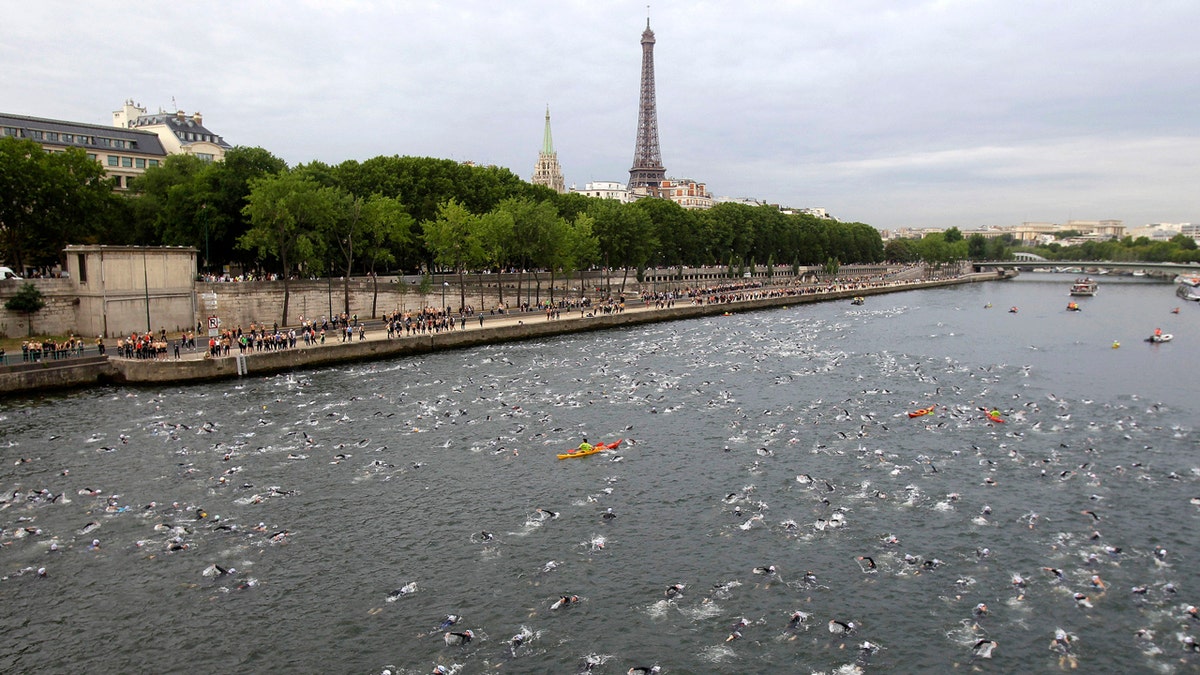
442;281;449;314
143;248;151;333
200;203;209;275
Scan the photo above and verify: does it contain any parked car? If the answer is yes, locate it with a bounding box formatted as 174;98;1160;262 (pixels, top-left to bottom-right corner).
0;267;22;280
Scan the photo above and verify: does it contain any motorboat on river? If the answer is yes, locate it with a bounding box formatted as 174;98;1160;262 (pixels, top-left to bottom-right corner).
1069;278;1098;296
1176;276;1200;302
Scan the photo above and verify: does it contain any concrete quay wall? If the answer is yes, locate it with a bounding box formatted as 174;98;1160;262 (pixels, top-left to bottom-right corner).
110;274;991;386
0;271;1009;396
0;356;117;396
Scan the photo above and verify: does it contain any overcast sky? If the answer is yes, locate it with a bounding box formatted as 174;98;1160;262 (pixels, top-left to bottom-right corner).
4;1;1198;230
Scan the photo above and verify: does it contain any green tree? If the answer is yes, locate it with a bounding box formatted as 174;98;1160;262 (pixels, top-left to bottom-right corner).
967;233;988;260
319;187;370;316
587;200;654;295
5;282;45;337
422;199;483;311
1171;233;1198;251
943;226;964;243
239;172;337;325
417;272;433;309
565;212;600;300
884;238;920;263
0;137;115;272
634;198;697;280
360;194;413;317
476;206;516;308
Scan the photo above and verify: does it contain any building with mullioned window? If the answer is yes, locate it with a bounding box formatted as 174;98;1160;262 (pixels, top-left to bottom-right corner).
112;100;231;163
1;99;232;190
0;112;167;190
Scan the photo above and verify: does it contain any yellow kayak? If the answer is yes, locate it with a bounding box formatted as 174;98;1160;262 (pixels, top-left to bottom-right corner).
557;439;623;460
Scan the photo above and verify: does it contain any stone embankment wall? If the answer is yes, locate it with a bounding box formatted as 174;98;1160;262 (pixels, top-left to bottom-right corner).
1;267;1006;396
0;355;117;396
196;264;894;331
111;274;978;386
0;279;78;338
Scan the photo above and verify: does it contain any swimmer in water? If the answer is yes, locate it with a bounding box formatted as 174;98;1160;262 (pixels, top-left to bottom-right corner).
627;667;660;675
786;611;809;631
856;556;877;572
601;508;616;520
536;508;558;520
828;619;856;635
664;583;685;599
443;629;473;645
508;627;533;655
752;565;776;575
1050;627;1076;668
972;638;998;659
726;618;749;641
551;595;580;610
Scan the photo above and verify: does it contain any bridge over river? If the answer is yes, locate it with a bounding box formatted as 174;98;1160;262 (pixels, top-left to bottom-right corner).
973;259;1199;279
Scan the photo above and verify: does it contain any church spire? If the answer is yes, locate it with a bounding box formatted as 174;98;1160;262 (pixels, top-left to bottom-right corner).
542;104;555;155
532;105;566;193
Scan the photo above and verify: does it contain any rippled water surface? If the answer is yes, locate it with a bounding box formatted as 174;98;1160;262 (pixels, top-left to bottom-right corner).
3;275;1199;674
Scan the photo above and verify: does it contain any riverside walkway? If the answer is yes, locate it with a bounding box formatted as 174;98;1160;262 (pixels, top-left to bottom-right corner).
1;269;1009;395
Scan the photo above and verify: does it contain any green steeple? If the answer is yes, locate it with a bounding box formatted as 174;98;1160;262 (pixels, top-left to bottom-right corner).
542;105;555;155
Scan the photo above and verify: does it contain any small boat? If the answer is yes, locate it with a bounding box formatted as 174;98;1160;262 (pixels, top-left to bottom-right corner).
557;438;623;460
1008;307;1019;314
1069;278;1098;296
908;404;937;419
1066;302;1080;312
986;411;1005;424
1145;333;1173;343
850;296;865;306
1176;278;1200;302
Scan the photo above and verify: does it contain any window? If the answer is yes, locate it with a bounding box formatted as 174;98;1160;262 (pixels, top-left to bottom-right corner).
62;134;73;143
77;254;87;283
107;155;119;166
113;175;123;188
135;158;146;168
46;132;58;142
148;159;159;167
121;156;132;167
87;153;97;161
2;127;18;137
196;153;214;162
30;130;44;140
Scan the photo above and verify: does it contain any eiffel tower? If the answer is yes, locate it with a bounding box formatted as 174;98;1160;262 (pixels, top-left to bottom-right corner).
629;18;665;191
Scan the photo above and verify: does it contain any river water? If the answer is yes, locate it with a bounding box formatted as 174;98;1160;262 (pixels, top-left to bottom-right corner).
3;274;1199;674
